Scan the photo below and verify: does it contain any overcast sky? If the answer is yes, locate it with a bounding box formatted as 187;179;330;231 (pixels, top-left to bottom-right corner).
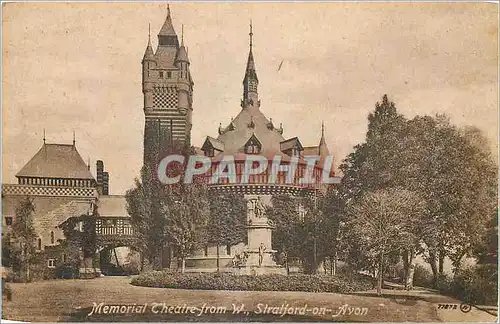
2;2;498;194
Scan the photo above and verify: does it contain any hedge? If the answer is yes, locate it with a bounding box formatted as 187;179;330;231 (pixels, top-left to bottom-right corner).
131;271;373;293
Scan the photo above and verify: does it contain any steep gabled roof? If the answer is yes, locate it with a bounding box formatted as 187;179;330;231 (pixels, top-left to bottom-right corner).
158;6;176;36
202;136;225;152
16;143;94;180
280;137;304;152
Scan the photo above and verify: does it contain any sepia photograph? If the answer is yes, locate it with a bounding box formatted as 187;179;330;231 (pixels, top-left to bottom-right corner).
1;2;498;322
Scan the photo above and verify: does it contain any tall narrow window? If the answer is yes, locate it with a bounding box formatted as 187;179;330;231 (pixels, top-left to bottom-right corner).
159;71;164;79
50;231;55;244
226;244;231;255
167;71;172;78
204;245;208;257
37;238;42;250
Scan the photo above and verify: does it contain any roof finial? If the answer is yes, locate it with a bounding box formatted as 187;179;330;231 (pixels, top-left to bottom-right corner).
73;131;76;146
249;20;253;49
43;128;46;144
148;23;151;40
181;24;184;46
87;157;90;171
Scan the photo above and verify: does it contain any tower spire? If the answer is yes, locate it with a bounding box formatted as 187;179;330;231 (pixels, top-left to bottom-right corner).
318;121;329;156
242;21;259;108
158;3;178;42
249;20;253;49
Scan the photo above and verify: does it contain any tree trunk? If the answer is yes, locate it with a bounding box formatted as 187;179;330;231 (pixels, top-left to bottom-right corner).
402;249;409;284
377;253;383;295
181;257;186;274
404;249;416;290
428;251;438;288
284;251;289;276
438;250;445;276
216;243;220;273
114;248;120;267
26;261;30;282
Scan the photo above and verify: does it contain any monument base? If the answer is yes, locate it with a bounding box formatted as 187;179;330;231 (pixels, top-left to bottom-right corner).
233;250;286;275
233;265;287;276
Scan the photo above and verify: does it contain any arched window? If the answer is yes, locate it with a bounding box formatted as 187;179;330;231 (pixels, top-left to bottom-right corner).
50;231;55;244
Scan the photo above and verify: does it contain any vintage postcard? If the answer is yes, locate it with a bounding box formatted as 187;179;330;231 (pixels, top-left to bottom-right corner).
1;2;498;322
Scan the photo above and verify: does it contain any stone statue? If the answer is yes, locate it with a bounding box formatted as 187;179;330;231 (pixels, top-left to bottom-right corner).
254;197;265;218
258;242;266;267
247;199;255;221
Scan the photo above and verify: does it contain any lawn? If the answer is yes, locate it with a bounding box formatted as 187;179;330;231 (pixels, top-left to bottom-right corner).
0;276;494;322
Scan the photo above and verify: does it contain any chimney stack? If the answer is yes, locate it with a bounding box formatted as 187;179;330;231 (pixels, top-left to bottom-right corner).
102;171;109;195
96;160;105;195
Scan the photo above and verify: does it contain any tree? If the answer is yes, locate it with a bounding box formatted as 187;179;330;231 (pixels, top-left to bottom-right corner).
348;188;425;295
9;196;37;281
317;185;346;276
401;116;497;280
126;164;166;270
266;195;303;274
164;180;210;273
207;191;246;272
340;94;497;288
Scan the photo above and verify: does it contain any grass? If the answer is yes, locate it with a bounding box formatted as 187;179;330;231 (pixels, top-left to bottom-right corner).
1;276;443;322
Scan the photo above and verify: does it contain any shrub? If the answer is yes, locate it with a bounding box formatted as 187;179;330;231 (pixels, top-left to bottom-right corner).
55;264;79;279
451;265;498;305
131;271;372;293
412;264;434;288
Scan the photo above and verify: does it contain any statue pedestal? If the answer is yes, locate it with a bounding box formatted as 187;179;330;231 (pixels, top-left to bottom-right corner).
234;196;286;275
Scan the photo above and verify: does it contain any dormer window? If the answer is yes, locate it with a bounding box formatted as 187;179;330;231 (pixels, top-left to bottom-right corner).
244;135;262;155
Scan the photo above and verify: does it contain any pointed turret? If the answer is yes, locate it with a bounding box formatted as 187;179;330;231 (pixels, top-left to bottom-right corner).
175;24;191;116
242;21;259;110
143;32;155;61
142;24;156;112
175;25;189;64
